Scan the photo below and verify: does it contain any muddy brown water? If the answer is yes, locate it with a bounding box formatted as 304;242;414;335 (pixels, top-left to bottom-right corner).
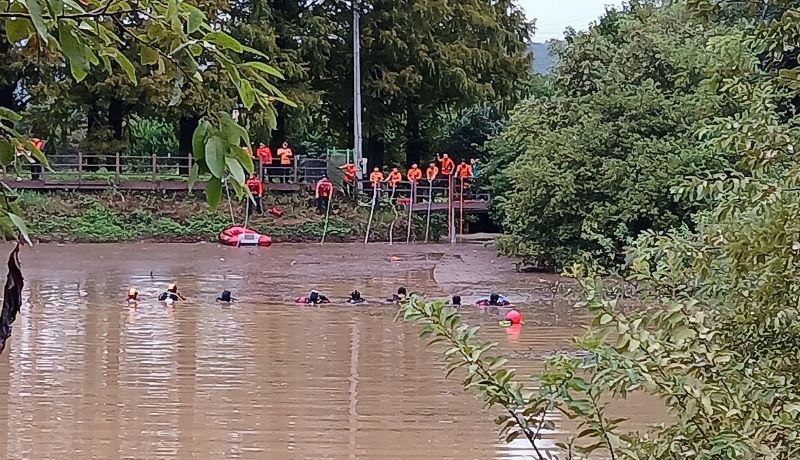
0;243;661;459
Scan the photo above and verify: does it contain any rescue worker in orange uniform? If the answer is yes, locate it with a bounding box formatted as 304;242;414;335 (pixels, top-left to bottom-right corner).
426;162;440;197
437;153;455;177
339;163;357;197
277;141;293;183
246;173;264;215
30;137;44;181
455;160;474;199
315;175;333;214
369;167;384;190
369;167;385;207
426;163;439;182
407;164;422;183
455;161;473;179
256;143;272;180
384;167;403;190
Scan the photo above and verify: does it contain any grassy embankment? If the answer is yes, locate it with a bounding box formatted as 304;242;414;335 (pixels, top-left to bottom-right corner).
17;189;446;243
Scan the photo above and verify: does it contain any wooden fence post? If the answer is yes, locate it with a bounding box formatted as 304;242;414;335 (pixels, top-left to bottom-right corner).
115;152;121;182
151;154;157;181
77;151;83;181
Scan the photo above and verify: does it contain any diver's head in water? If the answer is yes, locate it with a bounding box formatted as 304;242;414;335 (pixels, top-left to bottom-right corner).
489;293;500;305
451;295;461;306
217;290;233;302
168;283;178;293
309;290;320;304
397;287;407;296
350;290;363;301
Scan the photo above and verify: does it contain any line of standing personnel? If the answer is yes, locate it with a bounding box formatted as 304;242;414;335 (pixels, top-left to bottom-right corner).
358;155;475;195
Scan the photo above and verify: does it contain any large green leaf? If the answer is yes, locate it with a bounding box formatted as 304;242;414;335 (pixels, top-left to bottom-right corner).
113;50;137;85
192;120;209;160
24;0;49;40
0;107;22;123
205;177;222;208
241;61;284;79
5;19;32;43
140;46;159;65
218;112;249;147
237;79;255;109
58;22;90;81
7;212;32;246
228;145;254;175
225;156;246;185
204;135;226;178
188;162;199;192
205;31;243;53
187;7;204;34
0;140;14;166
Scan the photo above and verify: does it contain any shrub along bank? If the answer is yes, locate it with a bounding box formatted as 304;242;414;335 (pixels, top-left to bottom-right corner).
17;190;446;244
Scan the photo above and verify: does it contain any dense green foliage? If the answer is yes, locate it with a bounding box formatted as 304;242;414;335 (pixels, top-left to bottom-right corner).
0;0;290;240
489;3;736;269
402;0;800;458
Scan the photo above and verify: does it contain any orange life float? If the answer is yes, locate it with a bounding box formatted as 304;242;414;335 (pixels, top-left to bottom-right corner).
218;226;272;247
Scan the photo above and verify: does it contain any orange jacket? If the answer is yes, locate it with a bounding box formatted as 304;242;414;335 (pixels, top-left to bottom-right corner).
256;146;272;164
407;167;422;183
340;163;357;184
386;170;403;187
246;177;263;196
440;157;455;175
456;163;473;179
278;147;293;165
316;178;333;197
369;171;384;185
426;165;439;181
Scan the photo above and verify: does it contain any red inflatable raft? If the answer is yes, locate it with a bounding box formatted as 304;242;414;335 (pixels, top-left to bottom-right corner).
218;226;272;247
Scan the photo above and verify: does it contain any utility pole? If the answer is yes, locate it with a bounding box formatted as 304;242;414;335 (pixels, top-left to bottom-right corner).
353;0;364;191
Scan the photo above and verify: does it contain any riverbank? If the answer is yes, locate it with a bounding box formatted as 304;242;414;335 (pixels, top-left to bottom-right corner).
17;190;447;244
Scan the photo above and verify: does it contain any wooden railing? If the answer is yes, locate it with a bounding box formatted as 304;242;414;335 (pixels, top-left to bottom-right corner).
1;153;328;185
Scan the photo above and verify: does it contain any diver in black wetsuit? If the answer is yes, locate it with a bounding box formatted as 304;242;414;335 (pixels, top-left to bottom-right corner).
298;290;330;305
347;290;366;304
387;287;408;303
476;293;511;307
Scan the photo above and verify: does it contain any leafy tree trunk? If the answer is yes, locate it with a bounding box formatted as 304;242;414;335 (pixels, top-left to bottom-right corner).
405;105;423;167
366;132;384;171
178;116;199;175
107;99;124;169
271;105;287;147
85;107;101;172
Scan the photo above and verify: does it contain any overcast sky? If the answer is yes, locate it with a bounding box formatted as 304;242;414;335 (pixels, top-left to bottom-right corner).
518;0;624;40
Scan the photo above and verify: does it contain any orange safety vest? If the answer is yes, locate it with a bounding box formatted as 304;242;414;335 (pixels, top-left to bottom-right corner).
426;166;439;181
369;171;384;185
407;167;422;183
341;164;357;184
278;148;293;165
387;171;402;187
256;146;272;164
440;157;455;175
316;179;332;197
246;177;263;196
456;163;472;179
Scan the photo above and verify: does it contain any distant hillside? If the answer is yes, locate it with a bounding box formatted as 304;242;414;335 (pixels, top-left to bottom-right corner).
529;42;560;75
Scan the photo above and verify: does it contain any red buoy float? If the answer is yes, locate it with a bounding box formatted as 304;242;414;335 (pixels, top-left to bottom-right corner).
218;226;272;247
505;309;522;325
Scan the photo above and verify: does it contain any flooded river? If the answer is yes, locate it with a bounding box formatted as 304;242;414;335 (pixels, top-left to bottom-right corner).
0;243;659;459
